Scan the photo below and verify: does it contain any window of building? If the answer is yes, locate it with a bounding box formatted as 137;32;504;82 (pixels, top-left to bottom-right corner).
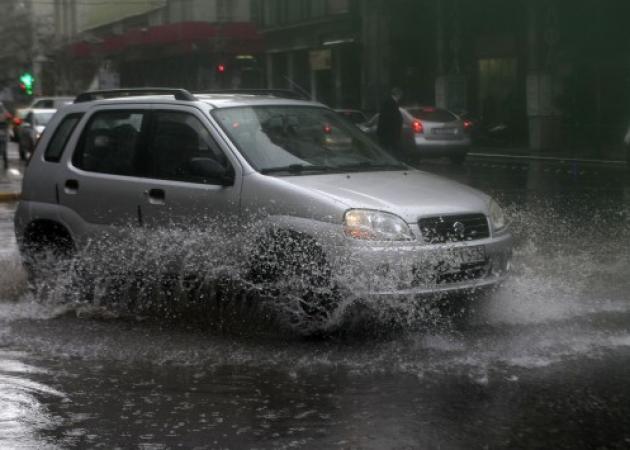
263;0;275;26
327;0;350;14
73;111;146;176
217;0;235;22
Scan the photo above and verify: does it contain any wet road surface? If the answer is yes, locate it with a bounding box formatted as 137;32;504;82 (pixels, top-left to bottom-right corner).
0;154;629;449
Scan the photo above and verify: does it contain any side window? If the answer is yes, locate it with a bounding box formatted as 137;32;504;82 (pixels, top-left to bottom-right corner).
150;111;231;184
34;100;54;109
73;110;145;176
44;113;83;162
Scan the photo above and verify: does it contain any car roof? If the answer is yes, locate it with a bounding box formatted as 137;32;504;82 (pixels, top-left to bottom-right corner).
62;93;325;112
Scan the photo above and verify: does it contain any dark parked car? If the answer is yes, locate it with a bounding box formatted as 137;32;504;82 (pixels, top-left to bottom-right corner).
0;102;9;167
17;108;56;160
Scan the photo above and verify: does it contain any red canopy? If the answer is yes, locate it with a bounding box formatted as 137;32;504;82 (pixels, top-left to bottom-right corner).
69;22;263;58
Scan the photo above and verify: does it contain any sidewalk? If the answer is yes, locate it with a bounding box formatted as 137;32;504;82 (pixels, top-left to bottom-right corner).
0;143;24;202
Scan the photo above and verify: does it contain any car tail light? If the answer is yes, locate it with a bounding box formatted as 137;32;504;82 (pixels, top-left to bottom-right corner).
412;120;424;134
464;120;473;130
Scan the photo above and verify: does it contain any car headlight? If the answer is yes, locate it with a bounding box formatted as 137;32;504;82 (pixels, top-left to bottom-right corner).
489;199;507;232
344;209;414;241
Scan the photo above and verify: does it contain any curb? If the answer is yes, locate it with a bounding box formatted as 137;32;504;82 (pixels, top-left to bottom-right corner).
0;192;20;203
468;152;628;166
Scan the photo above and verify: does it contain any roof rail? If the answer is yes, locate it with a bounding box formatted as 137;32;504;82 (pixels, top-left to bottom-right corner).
197;89;310;100
74;88;196;103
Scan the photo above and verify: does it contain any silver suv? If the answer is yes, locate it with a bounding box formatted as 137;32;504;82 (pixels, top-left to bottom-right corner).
14;89;512;315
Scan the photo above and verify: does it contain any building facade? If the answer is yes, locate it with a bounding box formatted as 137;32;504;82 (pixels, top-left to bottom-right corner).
259;0;630;157
52;0;263;94
257;0;362;109
35;0;630;157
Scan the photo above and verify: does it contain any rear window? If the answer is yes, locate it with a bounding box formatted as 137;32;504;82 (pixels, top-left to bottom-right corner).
44;113;83;162
405;107;457;123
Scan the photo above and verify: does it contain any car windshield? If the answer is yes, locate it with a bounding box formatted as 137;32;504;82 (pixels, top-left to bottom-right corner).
212;106;406;174
34;112;55;126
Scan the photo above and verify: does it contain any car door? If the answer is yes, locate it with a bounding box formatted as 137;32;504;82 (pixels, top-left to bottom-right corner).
58;105;152;237
139;106;242;230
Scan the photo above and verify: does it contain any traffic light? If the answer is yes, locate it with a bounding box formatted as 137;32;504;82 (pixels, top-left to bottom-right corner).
216;63;226;74
19;72;35;95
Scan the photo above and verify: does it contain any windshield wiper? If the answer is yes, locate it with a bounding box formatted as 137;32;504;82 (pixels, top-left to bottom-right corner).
336;162;408;172
260;164;331;175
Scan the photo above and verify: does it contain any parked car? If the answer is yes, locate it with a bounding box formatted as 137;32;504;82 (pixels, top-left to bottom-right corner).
335;109;369;125
360;106;472;164
17;108;56;160
14;88;512;324
9;98;72;143
0;102;9;167
27;96;73;110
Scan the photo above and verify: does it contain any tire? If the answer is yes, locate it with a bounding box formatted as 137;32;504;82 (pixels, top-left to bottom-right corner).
20;222;77;294
249;229;340;329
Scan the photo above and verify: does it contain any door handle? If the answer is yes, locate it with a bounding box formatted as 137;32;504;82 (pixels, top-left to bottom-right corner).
144;188;165;205
64;179;79;194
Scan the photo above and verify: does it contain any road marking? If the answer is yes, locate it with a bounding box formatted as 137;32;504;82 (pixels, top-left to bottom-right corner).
469;152;627;166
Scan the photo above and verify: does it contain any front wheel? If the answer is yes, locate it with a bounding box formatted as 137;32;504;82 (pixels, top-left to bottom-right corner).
249;230;341;332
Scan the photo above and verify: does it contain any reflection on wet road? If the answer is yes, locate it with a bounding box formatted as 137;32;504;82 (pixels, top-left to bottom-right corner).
0;157;629;448
0;351;64;449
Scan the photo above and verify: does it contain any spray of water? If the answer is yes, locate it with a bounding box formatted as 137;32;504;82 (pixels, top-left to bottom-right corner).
2;194;628;342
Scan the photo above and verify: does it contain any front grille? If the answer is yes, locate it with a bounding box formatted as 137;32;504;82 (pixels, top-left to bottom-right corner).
411;260;490;287
418;214;489;244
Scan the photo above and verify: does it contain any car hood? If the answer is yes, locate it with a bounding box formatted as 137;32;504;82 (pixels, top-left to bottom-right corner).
278;170;491;223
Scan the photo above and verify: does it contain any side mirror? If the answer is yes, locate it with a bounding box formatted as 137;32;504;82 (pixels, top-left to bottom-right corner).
188;157;234;186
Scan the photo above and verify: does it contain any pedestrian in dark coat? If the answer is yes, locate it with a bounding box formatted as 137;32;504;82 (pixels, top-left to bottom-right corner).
377;87;403;156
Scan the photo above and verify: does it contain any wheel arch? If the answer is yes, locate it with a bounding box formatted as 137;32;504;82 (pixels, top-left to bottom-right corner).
20;218;75;254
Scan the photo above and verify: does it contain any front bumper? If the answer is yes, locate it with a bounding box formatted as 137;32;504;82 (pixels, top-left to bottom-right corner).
328;231;512;298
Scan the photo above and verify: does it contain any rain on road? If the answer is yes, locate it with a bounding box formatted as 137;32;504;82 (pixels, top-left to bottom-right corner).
0;155;629;449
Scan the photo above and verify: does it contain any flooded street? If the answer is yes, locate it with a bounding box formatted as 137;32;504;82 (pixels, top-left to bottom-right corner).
1;156;629;449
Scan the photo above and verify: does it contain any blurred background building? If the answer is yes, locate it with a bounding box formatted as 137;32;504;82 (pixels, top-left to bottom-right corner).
1;0;629;158
52;0;263;94
0;0;55;103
